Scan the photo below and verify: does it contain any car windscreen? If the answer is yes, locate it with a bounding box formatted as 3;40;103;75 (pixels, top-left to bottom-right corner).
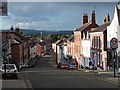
2;65;15;70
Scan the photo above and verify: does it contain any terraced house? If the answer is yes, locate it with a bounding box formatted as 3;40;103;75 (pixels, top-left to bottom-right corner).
74;10;99;67
89;14;110;70
67;35;74;60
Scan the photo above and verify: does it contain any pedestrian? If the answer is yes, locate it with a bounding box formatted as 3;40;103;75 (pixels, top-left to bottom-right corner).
75;59;78;70
89;60;92;69
92;60;95;71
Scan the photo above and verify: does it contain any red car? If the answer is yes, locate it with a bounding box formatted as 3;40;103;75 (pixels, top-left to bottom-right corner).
60;63;68;69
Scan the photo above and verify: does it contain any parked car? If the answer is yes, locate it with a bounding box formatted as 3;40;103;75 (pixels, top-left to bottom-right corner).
67;62;78;70
60;63;68;69
19;64;28;69
0;64;18;79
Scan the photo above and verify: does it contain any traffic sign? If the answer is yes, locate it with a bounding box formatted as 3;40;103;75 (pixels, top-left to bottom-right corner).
110;38;118;49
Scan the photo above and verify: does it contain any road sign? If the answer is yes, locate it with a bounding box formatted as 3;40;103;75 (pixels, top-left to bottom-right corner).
110;38;118;49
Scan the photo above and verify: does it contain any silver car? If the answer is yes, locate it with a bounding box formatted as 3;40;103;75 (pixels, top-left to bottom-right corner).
0;64;18;78
67;62;78;70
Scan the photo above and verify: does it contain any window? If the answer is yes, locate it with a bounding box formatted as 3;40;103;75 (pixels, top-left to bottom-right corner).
100;53;102;66
96;37;98;48
99;37;102;48
92;37;95;48
95;37;97;48
98;37;100;49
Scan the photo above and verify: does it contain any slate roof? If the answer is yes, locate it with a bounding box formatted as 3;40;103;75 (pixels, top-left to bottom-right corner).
54;40;61;44
12;32;28;41
67;35;74;41
75;22;99;32
90;22;110;33
54;38;67;45
36;42;44;46
75;22;91;31
71;37;74;42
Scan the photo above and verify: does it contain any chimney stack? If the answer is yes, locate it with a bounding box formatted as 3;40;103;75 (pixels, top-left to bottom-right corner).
106;14;110;22
15;26;20;33
103;14;110;23
103;17;106;23
82;13;88;25
10;25;14;31
90;10;96;24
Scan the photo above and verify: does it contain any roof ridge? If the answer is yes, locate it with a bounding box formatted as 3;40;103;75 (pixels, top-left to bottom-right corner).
75;22;92;31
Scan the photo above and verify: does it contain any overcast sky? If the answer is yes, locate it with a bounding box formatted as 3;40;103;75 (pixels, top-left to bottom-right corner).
2;2;118;30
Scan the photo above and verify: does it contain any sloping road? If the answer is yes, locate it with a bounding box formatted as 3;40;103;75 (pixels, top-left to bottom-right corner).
20;55;119;89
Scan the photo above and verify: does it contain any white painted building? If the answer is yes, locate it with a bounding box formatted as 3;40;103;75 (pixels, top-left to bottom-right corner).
107;3;120;71
107;3;120;51
81;39;90;68
30;44;37;60
57;45;62;64
57;41;67;64
63;43;67;59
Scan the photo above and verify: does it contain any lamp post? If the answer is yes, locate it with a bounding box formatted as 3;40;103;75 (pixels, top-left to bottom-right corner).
3;60;7;79
2;48;7;79
113;50;118;78
113;52;116;78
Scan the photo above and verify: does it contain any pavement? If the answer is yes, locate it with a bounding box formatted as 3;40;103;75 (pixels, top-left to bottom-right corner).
0;72;33;89
81;69;119;85
1;79;27;89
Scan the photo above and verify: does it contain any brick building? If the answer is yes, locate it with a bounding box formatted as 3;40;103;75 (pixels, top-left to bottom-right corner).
67;35;74;59
36;42;44;57
89;14;110;70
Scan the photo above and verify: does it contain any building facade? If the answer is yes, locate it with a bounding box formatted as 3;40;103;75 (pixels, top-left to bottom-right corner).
107;3;120;71
74;11;99;67
90;23;110;70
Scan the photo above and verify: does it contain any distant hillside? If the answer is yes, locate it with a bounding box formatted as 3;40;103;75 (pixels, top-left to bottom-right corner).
21;29;73;36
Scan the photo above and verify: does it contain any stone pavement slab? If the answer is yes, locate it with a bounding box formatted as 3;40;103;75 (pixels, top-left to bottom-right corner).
1;79;27;89
105;77;119;84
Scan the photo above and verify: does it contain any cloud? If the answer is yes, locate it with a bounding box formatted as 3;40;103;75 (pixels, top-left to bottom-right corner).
2;2;117;30
16;22;29;28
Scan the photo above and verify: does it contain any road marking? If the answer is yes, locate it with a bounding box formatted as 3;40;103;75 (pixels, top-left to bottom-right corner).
26;80;34;89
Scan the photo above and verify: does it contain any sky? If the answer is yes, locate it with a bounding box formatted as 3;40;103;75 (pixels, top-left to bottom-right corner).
1;2;118;31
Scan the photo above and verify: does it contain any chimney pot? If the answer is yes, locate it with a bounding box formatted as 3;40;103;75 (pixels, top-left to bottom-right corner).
82;13;88;25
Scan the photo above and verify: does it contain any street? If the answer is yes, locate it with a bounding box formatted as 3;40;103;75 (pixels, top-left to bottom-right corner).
18;55;119;89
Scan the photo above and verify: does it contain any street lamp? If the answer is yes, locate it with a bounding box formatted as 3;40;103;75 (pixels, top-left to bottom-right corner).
113;50;118;78
3;60;7;79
